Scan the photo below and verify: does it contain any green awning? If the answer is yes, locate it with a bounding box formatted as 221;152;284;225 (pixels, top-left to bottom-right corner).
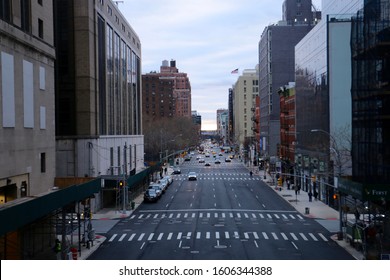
0;178;102;237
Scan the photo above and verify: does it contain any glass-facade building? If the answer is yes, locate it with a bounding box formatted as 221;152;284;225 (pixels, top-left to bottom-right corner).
294;0;363;203
55;0;142;137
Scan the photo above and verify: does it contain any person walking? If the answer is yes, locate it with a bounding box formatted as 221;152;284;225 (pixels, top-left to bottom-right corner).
308;191;313;202
54;239;62;260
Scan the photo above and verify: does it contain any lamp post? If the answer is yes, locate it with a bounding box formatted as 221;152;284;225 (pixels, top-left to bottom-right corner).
311;129;343;240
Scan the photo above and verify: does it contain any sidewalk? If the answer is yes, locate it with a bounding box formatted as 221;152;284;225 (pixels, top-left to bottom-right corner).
260;172;364;260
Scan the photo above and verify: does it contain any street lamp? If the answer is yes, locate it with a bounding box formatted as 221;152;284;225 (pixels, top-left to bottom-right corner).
311;128;343;240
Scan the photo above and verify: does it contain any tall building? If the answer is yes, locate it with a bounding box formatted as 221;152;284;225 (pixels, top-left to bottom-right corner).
142;60;191;124
0;0;56;260
54;0;144;182
349;0;390;258
294;0;363;203
0;1;56;200
279;83;296;166
258;0;317;159
216;109;229;145
232;67;259;157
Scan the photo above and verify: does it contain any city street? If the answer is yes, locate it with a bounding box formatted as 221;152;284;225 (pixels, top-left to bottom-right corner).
88;154;354;260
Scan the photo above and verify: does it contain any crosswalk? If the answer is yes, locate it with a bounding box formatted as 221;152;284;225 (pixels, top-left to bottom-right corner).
173;173;262;181
130;211;304;221
107;231;329;243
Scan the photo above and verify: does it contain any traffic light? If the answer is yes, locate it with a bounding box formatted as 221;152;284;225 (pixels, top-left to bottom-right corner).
333;193;338;200
118;180;124;188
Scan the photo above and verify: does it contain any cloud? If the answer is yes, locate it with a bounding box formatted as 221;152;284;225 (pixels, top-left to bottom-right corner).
120;0;294;130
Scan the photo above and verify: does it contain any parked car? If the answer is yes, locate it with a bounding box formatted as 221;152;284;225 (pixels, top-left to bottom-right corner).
205;162;211;166
164;175;173;185
199;158;205;163
188;172;197;181
215;159;221;164
148;183;163;197
158;178;169;192
144;189;159;202
225;157;231;162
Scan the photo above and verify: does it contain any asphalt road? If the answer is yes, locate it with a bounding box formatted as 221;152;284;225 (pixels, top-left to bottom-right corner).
88;154;354;260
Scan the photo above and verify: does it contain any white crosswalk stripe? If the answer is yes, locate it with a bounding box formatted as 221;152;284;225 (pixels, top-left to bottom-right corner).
318;233;328;241
137;233;145;241
308;233;318;241
133;211;304;221
281;233;289;240
128;233;136;241
271;232;278;240
299;233;308;241
290;233;298;241
119;234;127;242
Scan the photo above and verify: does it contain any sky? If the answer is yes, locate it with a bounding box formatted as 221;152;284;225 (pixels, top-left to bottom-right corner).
119;0;322;130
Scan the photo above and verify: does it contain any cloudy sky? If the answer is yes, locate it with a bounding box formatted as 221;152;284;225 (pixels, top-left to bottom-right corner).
119;0;322;130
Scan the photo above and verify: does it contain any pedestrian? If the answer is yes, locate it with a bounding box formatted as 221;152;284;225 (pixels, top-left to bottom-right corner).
54;239;61;260
287;179;290;190
313;190;318;200
164;167;167;175
308;191;313;202
249;171;253;177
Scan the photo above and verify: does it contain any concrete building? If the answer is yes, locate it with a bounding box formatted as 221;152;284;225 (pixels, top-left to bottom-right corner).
0;1;56;200
142;60;191;125
232;67;259;159
0;0;56;260
258;0;316;159
54;0;144;184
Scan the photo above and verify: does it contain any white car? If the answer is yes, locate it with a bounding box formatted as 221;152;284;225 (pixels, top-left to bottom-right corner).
188;172;197;181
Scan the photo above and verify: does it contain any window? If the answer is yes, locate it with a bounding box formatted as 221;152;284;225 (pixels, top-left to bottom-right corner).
0;0;11;22
21;0;31;32
38;18;43;38
40;153;46;173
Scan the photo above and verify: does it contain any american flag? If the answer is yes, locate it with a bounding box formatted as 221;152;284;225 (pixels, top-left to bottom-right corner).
231;68;238;74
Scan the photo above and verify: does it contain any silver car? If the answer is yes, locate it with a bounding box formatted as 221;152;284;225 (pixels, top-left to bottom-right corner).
148;183;163;197
188;172;197;181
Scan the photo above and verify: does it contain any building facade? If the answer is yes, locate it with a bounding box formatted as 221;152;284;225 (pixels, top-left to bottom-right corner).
258;0;316;159
216;109;229;145
0;0;56;200
279;83;296;166
0;0;56;260
294;0;363;203
232;67;259;159
54;0;144;182
142;60;191;125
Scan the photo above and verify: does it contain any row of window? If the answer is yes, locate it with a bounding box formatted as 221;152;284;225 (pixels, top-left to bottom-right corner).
0;0;46;40
98;0;140;50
